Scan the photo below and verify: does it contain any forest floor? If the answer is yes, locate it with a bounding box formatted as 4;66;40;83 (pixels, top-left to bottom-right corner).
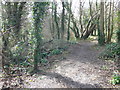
23;40;119;88
0;40;120;88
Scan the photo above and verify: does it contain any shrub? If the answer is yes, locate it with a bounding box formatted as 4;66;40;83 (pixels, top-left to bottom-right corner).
50;49;62;55
99;43;120;59
40;59;48;64
110;71;120;85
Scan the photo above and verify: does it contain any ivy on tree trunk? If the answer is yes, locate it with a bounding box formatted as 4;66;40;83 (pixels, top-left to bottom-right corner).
33;2;49;71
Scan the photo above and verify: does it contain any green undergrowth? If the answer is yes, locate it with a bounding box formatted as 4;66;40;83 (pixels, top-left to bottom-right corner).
8;40;70;76
110;71;120;85
99;43;120;60
99;43;120;85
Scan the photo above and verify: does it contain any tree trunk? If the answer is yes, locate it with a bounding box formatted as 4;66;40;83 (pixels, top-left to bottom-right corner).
107;2;112;43
61;2;65;39
116;1;120;72
33;2;48;71
79;0;83;36
109;1;114;42
67;1;72;41
52;2;55;39
98;0;105;45
54;3;60;39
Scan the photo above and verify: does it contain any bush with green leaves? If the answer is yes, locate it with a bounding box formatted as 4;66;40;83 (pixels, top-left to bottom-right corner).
40;59;48;64
11;40;34;66
110;72;120;85
110;75;120;85
50;48;63;55
99;43;120;59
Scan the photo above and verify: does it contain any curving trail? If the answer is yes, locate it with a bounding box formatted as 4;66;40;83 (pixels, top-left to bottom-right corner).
24;40;115;88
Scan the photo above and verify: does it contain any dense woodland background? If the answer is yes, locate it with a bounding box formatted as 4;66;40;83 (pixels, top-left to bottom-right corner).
0;0;120;88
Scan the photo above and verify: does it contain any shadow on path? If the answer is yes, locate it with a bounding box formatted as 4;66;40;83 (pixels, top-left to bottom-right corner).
38;71;102;88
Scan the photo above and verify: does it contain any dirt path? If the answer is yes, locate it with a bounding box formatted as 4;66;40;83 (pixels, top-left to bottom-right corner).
24;40;115;88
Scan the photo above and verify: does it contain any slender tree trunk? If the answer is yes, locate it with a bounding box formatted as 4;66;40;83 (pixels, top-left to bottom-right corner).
49;2;55;39
98;0;105;45
105;1;108;38
67;1;72;41
109;1;114;42
52;2;55;39
54;3;60;39
79;0;83;36
61;2;65;39
107;2;112;43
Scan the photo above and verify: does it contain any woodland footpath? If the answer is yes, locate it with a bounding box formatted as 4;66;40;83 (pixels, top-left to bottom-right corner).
0;1;120;89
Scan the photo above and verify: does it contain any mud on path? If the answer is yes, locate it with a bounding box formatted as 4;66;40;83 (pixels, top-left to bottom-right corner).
23;40;116;88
